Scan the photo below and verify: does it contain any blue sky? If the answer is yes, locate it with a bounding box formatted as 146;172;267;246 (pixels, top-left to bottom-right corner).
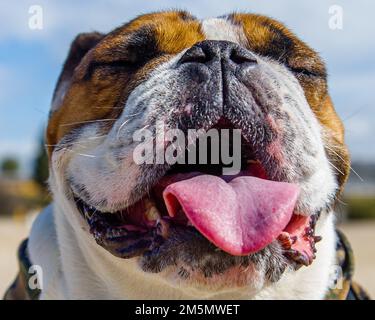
0;0;374;176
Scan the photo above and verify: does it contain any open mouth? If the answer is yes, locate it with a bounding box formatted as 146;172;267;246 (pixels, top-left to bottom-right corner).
74;127;321;268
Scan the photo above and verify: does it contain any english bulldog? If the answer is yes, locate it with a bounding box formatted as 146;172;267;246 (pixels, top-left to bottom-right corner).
27;10;351;299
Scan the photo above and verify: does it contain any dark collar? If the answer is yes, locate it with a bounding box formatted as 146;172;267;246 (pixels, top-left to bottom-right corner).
325;229;370;300
3;239;41;300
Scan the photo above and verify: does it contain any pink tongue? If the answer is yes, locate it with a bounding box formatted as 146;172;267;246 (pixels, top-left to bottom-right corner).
163;175;299;256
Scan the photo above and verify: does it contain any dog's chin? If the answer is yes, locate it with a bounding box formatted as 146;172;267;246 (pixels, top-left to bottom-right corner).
135;225;289;293
152;260;267;294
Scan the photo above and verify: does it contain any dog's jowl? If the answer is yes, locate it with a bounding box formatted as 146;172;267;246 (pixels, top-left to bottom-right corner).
5;10;369;300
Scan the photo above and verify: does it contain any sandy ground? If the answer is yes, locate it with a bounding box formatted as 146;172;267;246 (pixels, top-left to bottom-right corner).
0;216;374;299
340;222;375;298
0;217;30;298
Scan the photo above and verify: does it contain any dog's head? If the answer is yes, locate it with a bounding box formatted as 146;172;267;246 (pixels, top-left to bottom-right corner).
46;11;349;294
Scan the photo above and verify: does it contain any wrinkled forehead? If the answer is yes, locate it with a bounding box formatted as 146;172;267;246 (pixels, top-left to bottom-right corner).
101;11;205;54
95;11;320;63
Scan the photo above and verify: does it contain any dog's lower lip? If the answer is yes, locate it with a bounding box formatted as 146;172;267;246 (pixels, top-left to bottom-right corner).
74;186;320;267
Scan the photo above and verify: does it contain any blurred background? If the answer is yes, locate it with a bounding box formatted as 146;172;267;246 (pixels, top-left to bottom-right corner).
0;0;374;298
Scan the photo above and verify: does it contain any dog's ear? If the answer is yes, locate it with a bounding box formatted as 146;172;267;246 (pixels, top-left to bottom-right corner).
50;32;105;114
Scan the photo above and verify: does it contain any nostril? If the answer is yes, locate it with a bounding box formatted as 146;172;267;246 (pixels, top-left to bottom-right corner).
179;41;257;67
179;46;209;64
230;49;257;65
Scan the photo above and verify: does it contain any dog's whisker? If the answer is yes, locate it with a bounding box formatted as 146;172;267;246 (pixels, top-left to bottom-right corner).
336;197;348;206
325;145;364;182
327;160;346;176
77;153;97;158
59;147;99;158
139;124;150;132
116;119;133;140
45;134;107;148
116;112;145;139
118;111;144;118
85;135;107;140
349;167;364;182
342;105;367;122
93;106;125;109
60;119;117;127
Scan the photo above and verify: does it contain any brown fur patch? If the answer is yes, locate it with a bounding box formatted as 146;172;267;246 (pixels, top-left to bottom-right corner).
47;11;203;156
230;13;349;190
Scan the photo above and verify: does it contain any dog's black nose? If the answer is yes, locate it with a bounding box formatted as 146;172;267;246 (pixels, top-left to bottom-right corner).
179;40;257;66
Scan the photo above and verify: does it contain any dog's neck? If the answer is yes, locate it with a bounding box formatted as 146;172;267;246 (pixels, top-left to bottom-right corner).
28;194;337;299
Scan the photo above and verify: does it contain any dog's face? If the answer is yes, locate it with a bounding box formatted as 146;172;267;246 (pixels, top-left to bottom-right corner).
47;11;349;293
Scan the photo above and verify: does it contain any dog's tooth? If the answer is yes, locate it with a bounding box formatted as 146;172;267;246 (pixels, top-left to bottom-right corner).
106;228;122;238
278;232;293;249
146;206;161;222
186;220;194;227
106;229;114;238
313;235;322;243
144;199;161;222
